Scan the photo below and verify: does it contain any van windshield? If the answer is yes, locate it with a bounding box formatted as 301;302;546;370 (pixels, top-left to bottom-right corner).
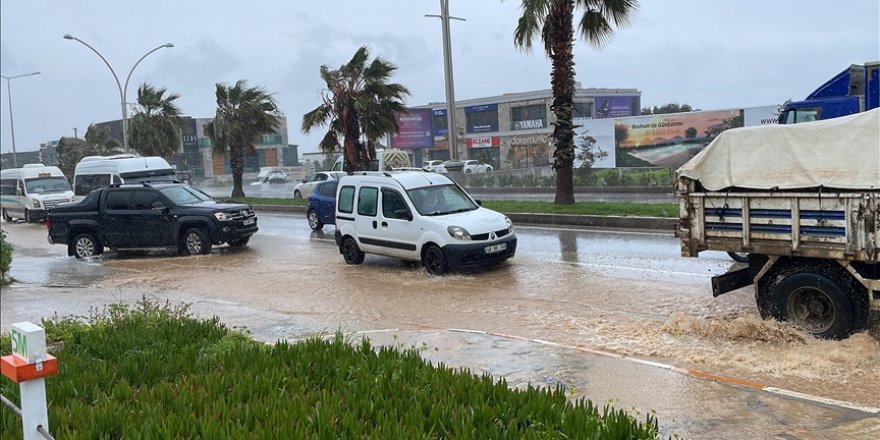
407;184;477;216
25;177;71;194
159;185;215;205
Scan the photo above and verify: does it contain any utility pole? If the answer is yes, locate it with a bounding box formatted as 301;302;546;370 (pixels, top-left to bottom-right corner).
73;127;78;139
426;0;464;161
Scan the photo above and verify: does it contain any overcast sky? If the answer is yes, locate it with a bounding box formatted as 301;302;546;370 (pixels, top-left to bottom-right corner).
1;0;878;156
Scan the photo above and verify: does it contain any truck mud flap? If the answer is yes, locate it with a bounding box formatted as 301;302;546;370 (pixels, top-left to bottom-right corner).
711;255;768;297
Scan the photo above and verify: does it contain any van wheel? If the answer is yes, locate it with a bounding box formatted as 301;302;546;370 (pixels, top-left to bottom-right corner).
307;209;323;231
71;233;102;259
340;237;364;265
1;208;10;222
181;227;211;255
757;263;868;339
423;245;448;276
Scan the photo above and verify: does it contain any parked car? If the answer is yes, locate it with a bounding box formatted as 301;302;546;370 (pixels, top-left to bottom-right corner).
47;183;258;259
293;171;345;199
422;160;445;172
251;169;289;185
333;171;516;275
462;160;494;173
306;179;339;231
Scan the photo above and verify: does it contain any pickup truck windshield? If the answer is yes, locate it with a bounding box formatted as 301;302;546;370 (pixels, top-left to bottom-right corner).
407;184;477;216
159;185;215;205
25;177;71;193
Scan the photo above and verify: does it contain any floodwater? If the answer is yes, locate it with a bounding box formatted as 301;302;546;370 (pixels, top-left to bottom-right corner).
2;216;879;438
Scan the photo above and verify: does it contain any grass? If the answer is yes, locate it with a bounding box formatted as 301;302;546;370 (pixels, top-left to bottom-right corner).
0;299;665;439
222;196;678;218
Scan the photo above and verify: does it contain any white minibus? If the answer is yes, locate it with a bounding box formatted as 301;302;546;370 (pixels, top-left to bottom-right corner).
72;154;178;200
0;164;75;222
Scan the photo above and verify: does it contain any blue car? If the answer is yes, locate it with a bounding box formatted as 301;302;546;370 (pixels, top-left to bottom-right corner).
306;179;338;231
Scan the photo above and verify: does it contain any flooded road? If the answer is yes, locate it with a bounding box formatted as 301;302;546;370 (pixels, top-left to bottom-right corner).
2;216;878;438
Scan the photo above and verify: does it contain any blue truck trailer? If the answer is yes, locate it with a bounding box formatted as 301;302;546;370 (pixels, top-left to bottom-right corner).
778;61;879;124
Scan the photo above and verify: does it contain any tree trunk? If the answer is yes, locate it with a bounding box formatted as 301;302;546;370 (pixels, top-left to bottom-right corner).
230;144;245;198
549;0;576;205
343;106;362;173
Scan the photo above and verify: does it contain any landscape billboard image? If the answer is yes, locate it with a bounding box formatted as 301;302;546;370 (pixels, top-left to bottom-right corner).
614;109;743;167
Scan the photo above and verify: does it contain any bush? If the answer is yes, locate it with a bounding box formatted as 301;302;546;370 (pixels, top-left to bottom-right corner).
0;298;665;439
0;229;12;285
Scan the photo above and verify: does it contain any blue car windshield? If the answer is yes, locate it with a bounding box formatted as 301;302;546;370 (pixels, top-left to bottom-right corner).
159;185;215;205
407;184;477;216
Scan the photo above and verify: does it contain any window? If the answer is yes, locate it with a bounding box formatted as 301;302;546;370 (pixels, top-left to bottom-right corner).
0;179;16;196
573;101;593;119
510;104;546;130
465;104;499;133
75;174;111;196
338;186;355;214
318;181;338;197
131;190;162;210
357;187;378;217
382;189;408;218
432;111;448;137
105;191;131;210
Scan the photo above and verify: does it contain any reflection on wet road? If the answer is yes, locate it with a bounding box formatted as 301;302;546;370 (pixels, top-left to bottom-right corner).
2;215;879;439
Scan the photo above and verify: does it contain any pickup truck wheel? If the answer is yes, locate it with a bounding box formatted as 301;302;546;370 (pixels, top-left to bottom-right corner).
71;233;102;259
340;237;364;265
423;245;448;276
727;252;749;263
1;208;10;222
307;209;323;231
181;228;211;255
760;264;868;339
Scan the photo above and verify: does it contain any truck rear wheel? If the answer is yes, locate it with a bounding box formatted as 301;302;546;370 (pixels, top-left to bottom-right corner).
757;262;869;339
71;232;103;259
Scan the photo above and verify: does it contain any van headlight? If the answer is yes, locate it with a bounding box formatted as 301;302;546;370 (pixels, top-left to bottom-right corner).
447;225;471;240
32;199;41;209
214;212;232;221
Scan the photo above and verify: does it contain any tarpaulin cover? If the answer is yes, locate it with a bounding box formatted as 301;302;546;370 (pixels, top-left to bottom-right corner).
677;108;880;191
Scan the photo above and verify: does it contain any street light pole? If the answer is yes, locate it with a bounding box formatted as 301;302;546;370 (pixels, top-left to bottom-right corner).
1;71;41;168
63;35;173;154
427;0;464;161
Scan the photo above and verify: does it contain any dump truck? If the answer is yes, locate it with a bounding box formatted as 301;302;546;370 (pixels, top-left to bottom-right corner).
677;108;879;339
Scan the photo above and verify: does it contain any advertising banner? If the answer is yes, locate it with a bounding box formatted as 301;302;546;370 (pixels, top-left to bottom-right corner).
615;109;743;168
465;103;498;133
743;105;780;126
466;136;500;149
510;101;547;131
181;117;198;149
432;108;448;137
391;109;434;149
594;96;639;119
573;119;616;168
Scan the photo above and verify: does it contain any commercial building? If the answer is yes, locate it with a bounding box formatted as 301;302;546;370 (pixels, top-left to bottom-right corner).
391;85;642;170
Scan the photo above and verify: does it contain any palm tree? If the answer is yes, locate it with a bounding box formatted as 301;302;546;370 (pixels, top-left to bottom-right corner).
206;80;282;198
84;124;122;156
513;0;639;204
128;83;183;159
302;46;410;173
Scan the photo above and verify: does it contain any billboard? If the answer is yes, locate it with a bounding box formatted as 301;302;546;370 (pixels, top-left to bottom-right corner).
743;105;780;126
465;104;498;133
594;96;639;119
466;136;500;149
390;109;434;149
573;119;616;168
432;109;448;137
614;109;743;167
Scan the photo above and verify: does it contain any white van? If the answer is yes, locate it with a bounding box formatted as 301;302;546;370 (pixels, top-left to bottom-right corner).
73;154;177;200
333;171;516;275
0;164;75;222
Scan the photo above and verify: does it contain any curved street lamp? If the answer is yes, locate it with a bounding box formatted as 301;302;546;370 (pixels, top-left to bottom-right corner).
1;71;41;168
63;34;173;154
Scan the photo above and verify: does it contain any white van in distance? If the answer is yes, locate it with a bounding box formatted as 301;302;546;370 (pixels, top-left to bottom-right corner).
0;164;74;222
73;154;178;201
334;170;516;275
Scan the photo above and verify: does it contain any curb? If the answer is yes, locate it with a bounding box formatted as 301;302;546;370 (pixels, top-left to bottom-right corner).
355;328;880;415
251;205;679;232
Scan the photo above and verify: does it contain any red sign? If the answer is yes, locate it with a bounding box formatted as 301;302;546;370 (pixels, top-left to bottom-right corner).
466;137;500;149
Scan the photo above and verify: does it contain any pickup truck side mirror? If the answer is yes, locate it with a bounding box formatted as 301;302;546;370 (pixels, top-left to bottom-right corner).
394;209;413;221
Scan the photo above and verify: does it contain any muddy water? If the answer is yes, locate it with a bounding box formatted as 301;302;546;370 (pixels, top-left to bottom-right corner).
3;218;879;437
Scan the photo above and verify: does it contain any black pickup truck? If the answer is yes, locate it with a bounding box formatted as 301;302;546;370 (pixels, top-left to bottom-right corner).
47;183;258;259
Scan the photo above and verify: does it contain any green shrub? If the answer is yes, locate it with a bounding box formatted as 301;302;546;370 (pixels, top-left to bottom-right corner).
0;298;665;439
0;229;12;285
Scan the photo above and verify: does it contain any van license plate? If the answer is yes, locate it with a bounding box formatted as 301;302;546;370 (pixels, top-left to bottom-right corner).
485;243;506;254
243;218;256;226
